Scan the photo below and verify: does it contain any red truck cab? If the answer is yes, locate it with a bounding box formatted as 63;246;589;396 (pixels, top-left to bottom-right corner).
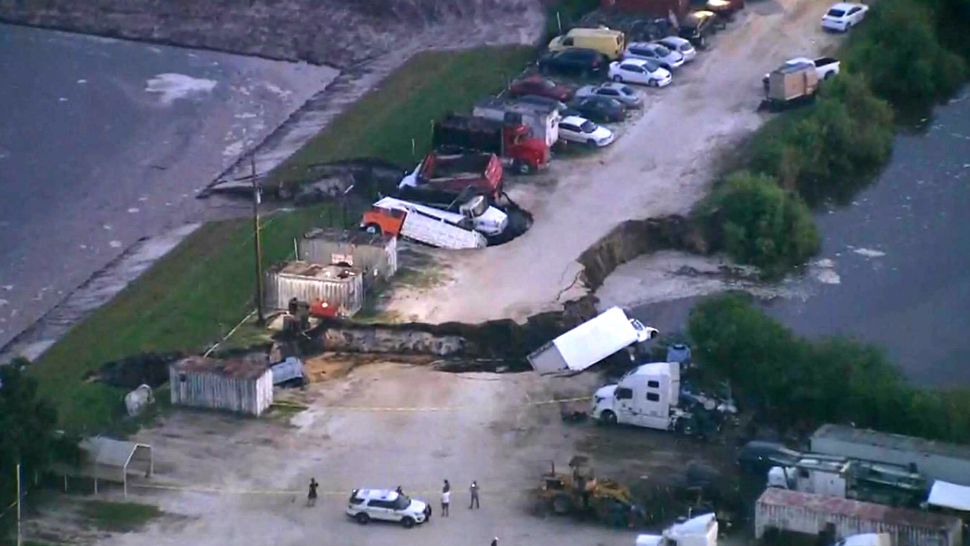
432;114;549;175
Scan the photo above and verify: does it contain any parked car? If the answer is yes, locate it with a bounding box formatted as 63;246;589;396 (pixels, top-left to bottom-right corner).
346;488;432;528
608;59;672;88
557;115;615;147
623;42;685;70
679;10;721;49
657;36;697;63
738;441;802;474
547;27;626;60
576;82;643;108
514;94;569;113
538;48;608;78
821;2;868;31
564;96;625;123
507;75;574;102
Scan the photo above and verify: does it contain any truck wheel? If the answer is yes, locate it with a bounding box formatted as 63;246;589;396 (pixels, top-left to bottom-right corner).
824;71;835;80
600;410;617;425
552;494;573;514
400;516;415;528
355;512;370;525
363;224;381;235
586;138;597;147
514;161;532;175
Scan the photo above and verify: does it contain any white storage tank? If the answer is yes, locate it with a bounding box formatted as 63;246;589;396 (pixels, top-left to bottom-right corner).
264;261;364;317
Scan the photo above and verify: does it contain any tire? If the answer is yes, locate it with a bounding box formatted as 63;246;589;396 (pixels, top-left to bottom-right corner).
401;516;415;529
600;410;618;425
586;138;597;147
824;71;835;80
355;512;370;525
363;223;381;235
552;494;573;514
648;78;658;88
612;75;623;82
516;161;532;175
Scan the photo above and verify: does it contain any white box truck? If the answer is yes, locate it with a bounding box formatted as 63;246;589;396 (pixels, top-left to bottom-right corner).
526;306;658;375
473;98;561;149
637;513;719;546
592;361;689;430
372;196;507;237
361;201;487;250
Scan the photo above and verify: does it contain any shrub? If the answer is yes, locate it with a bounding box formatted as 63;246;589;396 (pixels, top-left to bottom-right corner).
845;0;967;109
748;74;894;205
687;294;970;443
704;172;819;274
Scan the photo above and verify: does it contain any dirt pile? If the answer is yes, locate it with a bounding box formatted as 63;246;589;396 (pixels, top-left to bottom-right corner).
0;0;544;68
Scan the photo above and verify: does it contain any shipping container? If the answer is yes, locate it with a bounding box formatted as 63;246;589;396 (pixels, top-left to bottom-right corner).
169;357;273;417
755;488;963;546
600;0;691;20
298;228;397;286
812;424;970;487
264;261;364;317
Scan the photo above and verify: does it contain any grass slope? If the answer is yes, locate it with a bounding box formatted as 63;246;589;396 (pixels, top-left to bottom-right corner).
270;46;536;188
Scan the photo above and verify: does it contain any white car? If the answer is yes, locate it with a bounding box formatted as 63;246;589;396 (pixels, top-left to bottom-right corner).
346;488;431;528
657;36;697;63
609;59;672;88
821;2;869;31
558;115;615;147
623;42;685;70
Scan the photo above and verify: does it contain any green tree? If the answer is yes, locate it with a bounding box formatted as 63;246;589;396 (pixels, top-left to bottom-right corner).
846;0;967;108
705;172;819;273
0;361;60;504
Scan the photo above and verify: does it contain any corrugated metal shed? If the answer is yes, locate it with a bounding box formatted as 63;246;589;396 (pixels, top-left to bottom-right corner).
600;0;690;19
812;424;970;486
298;228;397;286
755;488;963;546
169;356;273;416
264;261;364;316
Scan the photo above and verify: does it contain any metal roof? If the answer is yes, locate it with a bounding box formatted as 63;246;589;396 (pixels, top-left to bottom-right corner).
757;488;960;530
928;481;970;511
171;356;269;380
813;424;970;461
273;261;360;280
302;228;392;246
80;437;150;469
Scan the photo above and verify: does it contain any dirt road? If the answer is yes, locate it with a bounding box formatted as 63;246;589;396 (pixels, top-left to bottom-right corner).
26;364;732;546
383;0;843;324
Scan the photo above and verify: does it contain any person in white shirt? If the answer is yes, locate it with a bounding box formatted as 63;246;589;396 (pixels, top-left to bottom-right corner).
441;479;451;516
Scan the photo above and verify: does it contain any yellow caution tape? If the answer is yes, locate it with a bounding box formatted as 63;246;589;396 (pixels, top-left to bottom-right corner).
271;396;591;413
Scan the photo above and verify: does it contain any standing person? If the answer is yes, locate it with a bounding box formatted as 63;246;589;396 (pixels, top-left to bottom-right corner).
491;537;499;546
469;480;480;509
307;478;319;507
441;479;451;517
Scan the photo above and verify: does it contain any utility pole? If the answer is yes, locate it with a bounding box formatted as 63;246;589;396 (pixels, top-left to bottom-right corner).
16;462;22;546
251;156;265;325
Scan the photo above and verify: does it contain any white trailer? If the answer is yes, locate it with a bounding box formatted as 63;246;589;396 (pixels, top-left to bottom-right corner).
399;211;487;249
373;196;507;236
526;306;658;375
592;361;688;430
473;98;560;149
637;513;719;546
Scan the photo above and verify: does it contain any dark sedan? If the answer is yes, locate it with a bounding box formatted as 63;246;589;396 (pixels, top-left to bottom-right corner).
538;48;608;78
738;440;802;475
564;96;625;123
508;75;574;102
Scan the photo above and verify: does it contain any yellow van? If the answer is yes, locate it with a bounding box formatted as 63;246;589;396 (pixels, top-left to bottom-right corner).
547;27;626;60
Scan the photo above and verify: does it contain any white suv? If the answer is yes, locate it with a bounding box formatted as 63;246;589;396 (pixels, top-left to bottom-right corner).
346;488;431;528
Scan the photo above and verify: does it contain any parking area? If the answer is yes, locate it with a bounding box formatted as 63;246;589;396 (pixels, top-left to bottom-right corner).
27;363;735;546
380;0;843;324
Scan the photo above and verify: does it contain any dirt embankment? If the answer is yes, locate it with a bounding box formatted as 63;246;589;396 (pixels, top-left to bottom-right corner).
0;0;543;69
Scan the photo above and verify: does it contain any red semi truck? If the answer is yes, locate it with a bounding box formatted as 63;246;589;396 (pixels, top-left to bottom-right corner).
398;151;504;199
432;114;549;175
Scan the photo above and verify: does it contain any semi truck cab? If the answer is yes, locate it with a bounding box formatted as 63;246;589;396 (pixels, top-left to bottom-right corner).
592;361;687;430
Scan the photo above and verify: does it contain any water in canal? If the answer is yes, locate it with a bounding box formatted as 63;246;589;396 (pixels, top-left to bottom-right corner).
627;90;970;386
